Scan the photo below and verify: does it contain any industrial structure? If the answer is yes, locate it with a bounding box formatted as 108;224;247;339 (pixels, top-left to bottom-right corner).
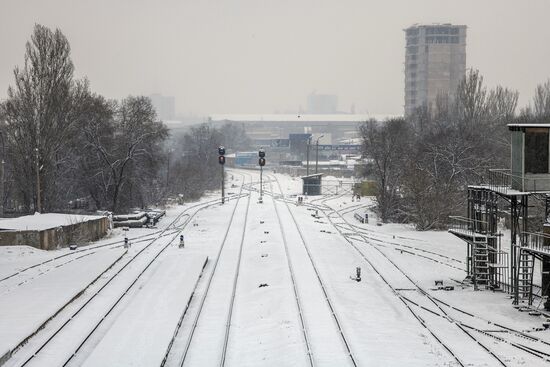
449;123;550;309
404;23;467;117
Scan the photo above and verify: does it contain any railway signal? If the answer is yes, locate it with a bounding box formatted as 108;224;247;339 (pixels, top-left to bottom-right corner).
123;227;129;249
259;149;265;203
218;146;225;204
179;234;185;248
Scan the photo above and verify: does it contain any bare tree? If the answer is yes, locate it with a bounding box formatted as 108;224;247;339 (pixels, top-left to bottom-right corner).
454;69;488;126
81;96;168;212
360;118;409;222
3;24;80;212
533;79;550;118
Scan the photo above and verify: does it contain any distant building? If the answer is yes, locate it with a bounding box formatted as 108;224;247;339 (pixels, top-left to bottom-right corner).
404;24;467;117
208;114;394;143
149;93;175;121
307;93;338;114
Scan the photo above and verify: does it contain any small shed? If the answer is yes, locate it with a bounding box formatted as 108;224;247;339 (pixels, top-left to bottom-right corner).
0;213;109;250
508;123;550;192
301;173;323;195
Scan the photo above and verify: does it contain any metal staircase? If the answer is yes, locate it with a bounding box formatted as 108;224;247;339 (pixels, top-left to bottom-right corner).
516;249;535;304
473;240;489;289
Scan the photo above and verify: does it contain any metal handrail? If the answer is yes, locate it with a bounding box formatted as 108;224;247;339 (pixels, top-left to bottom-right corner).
520;231;550;253
487;168;550;193
448;215;490;236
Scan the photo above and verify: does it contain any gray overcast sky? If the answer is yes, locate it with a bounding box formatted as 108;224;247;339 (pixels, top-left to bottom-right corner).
1;0;549;116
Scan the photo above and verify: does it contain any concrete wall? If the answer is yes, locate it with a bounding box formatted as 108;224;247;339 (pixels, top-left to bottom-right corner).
0;217;109;250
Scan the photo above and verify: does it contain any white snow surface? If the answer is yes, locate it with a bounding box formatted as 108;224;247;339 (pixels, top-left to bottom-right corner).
2;171;550;367
0;247;124;357
81;254;207;367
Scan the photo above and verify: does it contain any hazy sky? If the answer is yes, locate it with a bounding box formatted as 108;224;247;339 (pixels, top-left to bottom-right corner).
1;0;549;116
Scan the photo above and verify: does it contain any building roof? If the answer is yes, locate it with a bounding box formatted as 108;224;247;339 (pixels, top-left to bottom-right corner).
0;213;105;231
209;114;399;123
301;173;324;179
508;123;550;128
405;23;467;29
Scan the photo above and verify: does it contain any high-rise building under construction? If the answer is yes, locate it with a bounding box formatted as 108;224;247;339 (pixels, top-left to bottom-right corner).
404;24;467;117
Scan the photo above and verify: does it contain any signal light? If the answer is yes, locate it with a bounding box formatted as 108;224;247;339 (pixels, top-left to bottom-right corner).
259;157;266;166
258;149;265;158
219;156;226;165
218;146;226;156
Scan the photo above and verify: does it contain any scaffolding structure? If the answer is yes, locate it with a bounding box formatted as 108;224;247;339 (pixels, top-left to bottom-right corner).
449;123;550;309
450;172;550;306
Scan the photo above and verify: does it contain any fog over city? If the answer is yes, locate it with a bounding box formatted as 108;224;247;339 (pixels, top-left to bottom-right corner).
1;0;549;116
4;2;550;366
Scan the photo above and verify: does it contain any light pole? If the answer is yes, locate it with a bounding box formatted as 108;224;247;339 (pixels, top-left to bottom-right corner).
35;147;41;213
306;136;311;176
315;134;324;174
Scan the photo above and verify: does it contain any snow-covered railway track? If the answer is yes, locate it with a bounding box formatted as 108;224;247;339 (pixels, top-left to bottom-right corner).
219;174;252;367
271;175;358;367
0;191;248;290
317;200;550;366
0;228;175;287
317;205;484;366
4;198;222;367
0;228;185;297
269;179;315;367
171;173;252;367
338;230;465;272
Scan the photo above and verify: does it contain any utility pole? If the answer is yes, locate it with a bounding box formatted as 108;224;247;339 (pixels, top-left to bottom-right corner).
35;147;41;213
306;136;311;176
218;146;226;204
315;134;324;174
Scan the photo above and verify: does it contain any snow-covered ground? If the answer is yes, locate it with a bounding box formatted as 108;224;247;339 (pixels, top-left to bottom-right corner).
1;170;550;367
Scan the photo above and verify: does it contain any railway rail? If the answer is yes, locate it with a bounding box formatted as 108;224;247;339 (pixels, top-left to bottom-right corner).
271;174;358;367
174;172;252;367
313;195;550;366
268;179;315;367
5;195;235;367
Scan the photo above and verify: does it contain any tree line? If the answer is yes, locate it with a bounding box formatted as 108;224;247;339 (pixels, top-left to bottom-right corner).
0;24;249;214
361;69;550;230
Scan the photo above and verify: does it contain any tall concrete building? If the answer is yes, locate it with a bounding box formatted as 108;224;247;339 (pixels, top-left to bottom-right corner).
404;24;467;117
149;93;175;121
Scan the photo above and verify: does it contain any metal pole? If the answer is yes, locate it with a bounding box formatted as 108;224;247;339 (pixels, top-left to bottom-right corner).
306;138;310;176
260;166;263;199
35;147;41;213
221;164;225;204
